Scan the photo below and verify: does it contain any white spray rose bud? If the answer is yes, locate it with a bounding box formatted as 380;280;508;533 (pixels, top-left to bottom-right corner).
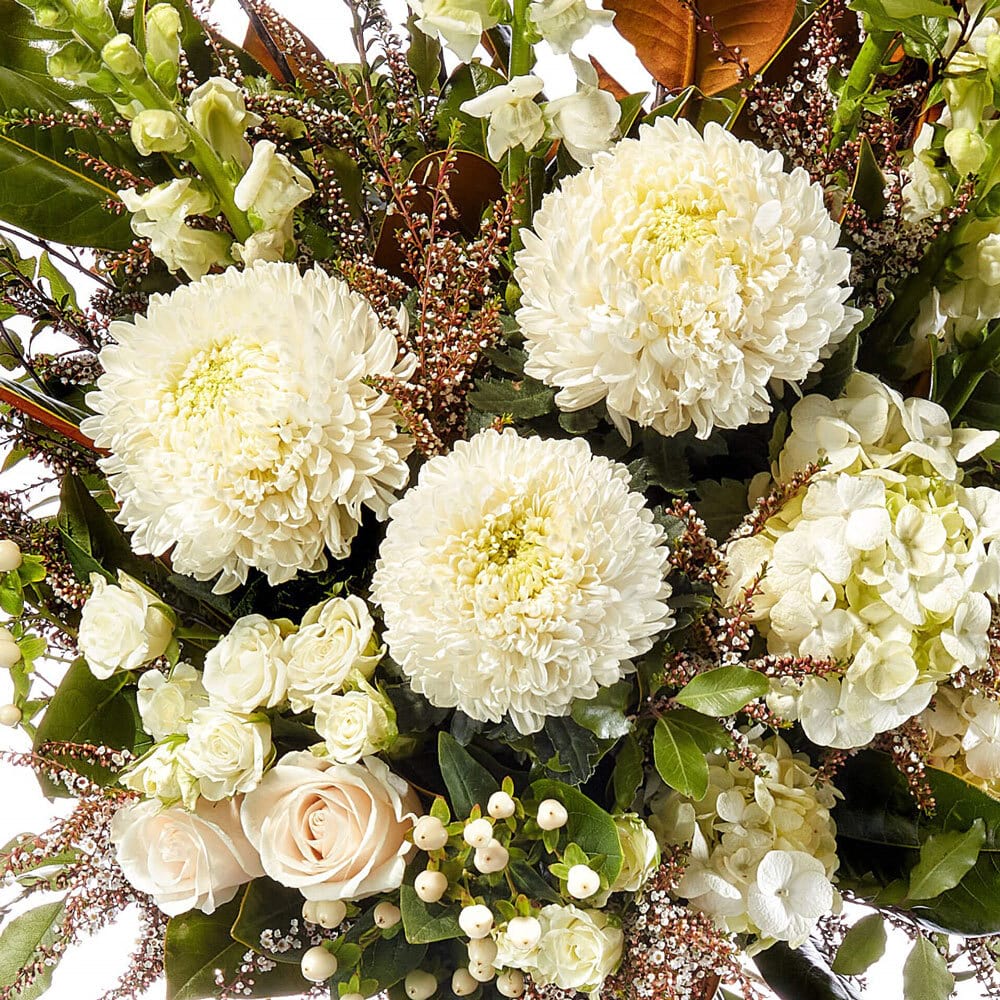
202;614;288;714
301;945;338;982
610;814;659;893
460;76;546;162
415;869;448;903
130;109;189;156
102;34;145;82
79;571;174;679
176;707;271;801
459;904;494;939
945;127;988;176
314;685;394;764
463;818;494;848
233;140;314;245
407;0;500;62
404;970;437;1000
413;814;450;851
122;742;198;808
186;77;262;167
529;0;614;54
531;904;623;994
137;662;208;740
536;799;568;830
977;233;1000;286
487;790;516;819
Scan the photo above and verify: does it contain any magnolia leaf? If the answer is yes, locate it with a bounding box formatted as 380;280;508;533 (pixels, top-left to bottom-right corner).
653;716;709;799
606;0;798;96
674;664;769;716
907;820;986;901
902;936;954;1000
831;913;888;976
0;901;64;1000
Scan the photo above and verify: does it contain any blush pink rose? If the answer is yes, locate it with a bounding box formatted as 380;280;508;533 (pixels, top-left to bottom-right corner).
240;751;419;902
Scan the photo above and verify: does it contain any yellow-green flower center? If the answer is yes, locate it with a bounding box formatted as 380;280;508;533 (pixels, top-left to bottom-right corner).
173;340;248;416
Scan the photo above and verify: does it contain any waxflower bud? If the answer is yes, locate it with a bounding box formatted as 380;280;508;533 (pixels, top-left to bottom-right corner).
374;902;401;928
487;790;516;819
300;945;337;983
505;915;541;950
536;799;568;830
314;899;347;930
102;34;145;83
0;640;20;669
413;814;449;851
404;971;437;1000
458;904;493;939
474;839;509;874
0;541;22;574
463;817;493;848
415;869;448;903
145;3;182;89
567;863;600;899
452;968;478;996
497;970;525;998
0;704;22;727
130;109;189;156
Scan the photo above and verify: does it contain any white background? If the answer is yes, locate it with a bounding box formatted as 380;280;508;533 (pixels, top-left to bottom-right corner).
0;2;984;997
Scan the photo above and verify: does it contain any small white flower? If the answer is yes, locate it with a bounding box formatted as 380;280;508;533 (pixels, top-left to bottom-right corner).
461;76;546;162
186;76;262;166
313;686;394;764
747;850;834;947
234;140;314;254
941;592;992;666
203;615;288;714
529;0;613;53
531;904;623;995
137;662;208;740
544;57;621;166
177;706;271;801
406;0;500;61
610;814;659;893
79;571;174;679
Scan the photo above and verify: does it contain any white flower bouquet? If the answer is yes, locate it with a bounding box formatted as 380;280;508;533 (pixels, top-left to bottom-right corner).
2;1;1000;999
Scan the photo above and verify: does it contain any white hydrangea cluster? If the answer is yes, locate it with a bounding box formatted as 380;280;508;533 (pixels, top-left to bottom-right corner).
649;733;839;950
515;117;860;440
726;373;1000;749
921;684;1000;795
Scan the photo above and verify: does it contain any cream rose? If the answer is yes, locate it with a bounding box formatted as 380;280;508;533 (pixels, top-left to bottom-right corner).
240;751;418;901
137;662;208;740
284;595;382;713
203;615;288;713
79;571;174;679
532;904;624;994
313;688;394;764
111;798;262;916
177;707;271;801
121;742;197;807
610;814;660;894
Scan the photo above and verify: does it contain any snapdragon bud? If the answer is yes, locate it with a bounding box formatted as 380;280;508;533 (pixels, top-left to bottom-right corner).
341;994;365;1000
145;4;182;90
47;40;100;83
536;799;568;830
458;904;493;939
0;704;22;727
130;109;189;156
314;899;347;930
374;901;401;928
413;814;449;851
945;127;988;176
404;971;437;1000
451;968;478;996
487;790;516;819
186;77;260;167
102;34;145;83
300;945;337;983
19;0;71;30
415;869;448;903
73;0;115;36
463;817;493;848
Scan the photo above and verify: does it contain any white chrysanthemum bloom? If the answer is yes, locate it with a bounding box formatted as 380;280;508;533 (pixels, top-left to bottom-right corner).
371;429;673;734
725;375;1000;749
650;732;840;949
83;263;415;593
515;117;861;440
137;662;208;740
922;685;1000;795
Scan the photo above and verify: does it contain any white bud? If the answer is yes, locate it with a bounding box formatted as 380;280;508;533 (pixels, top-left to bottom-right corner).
487;790;516;819
0;704;21;727
415;869;448;904
536;799;568;830
463;817;493;848
451;968;478;996
474;839;509;874
314;899;347;929
300;945;337;983
505;915;541;950
468;961;495;983
374;901;401;928
0;541;22;573
567;864;600;899
467;936;498;965
0;641;21;669
301;900;319;924
413;814;449;851
497;970;525;998
458;904;494;939
405;970;437;1000
341;994;365;1000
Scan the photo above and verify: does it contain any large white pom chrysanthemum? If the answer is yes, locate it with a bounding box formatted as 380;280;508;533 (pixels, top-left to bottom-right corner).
83;263;414;593
371;429;673;734
515;117;861;439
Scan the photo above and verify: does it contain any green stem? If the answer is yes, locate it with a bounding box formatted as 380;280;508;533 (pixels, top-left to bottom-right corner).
507;0;535;236
941;321;1000;419
829;30;895;149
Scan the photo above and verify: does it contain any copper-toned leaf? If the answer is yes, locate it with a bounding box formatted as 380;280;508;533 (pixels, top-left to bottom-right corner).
235;0;327;90
607;0;797;96
590;56;629;100
0;380;99;452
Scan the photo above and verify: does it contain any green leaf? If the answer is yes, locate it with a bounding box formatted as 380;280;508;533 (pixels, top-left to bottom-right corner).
399;883;463;944
468;375;555;419
508;860;562;903
694;478;749;541
831;913;888;976
230;878;306;963
633;428;692;493
652;716;709;800
165;895;307;1000
662;708;732;753
908;820;986;901
0;901;65;1000
437;731;498;818
902;936;954;1000
539;716;605;785
570;682;632;740
612;733;644;813
406;15;441;93
754;941;865;1000
436;62;506;157
674;665;769;717
529;779;623;885
358;925;427;989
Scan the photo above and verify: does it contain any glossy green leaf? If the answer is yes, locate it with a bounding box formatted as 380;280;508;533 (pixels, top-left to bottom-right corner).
612;733;645;813
831;913;887;976
902;936;954;1000
674;665;769;717
663;708;732;753
754;941;864;1000
399;883;462;944
693;478;749;542
652;716;709;800
0;900;65;1000
230;878;306;963
908;820;986;901
437;731;498;817
570;682;632;740
406;15;441;93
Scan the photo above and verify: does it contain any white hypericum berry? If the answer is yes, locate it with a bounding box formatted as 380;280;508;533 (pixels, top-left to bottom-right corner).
0;540;23;573
413;814;450;851
374;902;402;928
0;704;21;727
474;839;509;874
404;970;437;1000
487;791;516;819
467;936;498;965
452;968;478;996
463;817;493;848
536;799;568;830
0;641;20;669
567;864;600;899
342;994;366;1000
497;970;526;998
415;869;448;903
300;945;338;983
315;899;347;929
458;904;494;939
301;900;319;924
505;915;542;950
468;961;495;983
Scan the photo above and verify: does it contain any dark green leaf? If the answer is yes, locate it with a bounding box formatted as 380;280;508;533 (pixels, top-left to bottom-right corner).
540;716;606;785
902;936;954;1000
359;926;427;989
508;860;562;903
634;428;692;493
0;901;64;1000
652;716;709;800
831;913;887;976
663;708;732;753
399;883;463;944
694;478;749;541
438;731;498;817
754;940;865;1000
674;665;769;716
570;682;632;740
406;15;441;93
908;820;986;901
468;375;555;419
612;733;644;813
230;878;307;963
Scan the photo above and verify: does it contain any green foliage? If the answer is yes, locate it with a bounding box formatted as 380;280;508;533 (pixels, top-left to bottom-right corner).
902;936;955;1000
468;374;556;420
230;878;307;963
831;913;887;976
0;901;64;1000
674;665;769;717
660;707;732;753
405;15;441;94
399;883;462;944
652;715;709;800
907;821;986;901
438;731;498;817
693;479;749;541
611;733;644;813
754;941;865;1000
570;682;632;740
435;63;506;157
